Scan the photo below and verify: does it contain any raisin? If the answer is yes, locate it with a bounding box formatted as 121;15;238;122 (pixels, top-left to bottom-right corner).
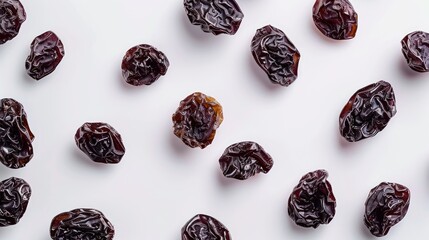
25;31;65;80
401;31;429;72
251;25;300;87
339;81;396;142
0;98;34;169
364;182;410;237
219;141;273;180
0;0;26;44
312;0;358;40
121;44;169;86
50;208;115;240
75;122;125;164
0;177;31;226
172;92;223;149
181;214;231;240
184;0;243;35
288;169;336;228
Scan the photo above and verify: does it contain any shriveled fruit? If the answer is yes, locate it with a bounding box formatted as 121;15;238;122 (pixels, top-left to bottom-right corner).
401;31;429;72
0;177;31;226
181;214;231;240
0;0;26;44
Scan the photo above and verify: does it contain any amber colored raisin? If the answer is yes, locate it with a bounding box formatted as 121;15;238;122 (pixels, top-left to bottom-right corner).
0;98;34;169
50;208;115;240
172;92;223;149
339;81;396;142
75;122;125;164
121;44;169;86
364;182;410;237
288;169;336;228
401;31;429;72
312;0;358;40
0;0;26;44
182;214;231;240
184;0;243;35
219;141;273;180
0;177;31;226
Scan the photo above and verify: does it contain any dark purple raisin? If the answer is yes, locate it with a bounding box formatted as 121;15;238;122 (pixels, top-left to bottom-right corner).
121;44;169;86
364;182;410;237
219;141;273;180
181;214;231;240
312;0;358;40
401;31;429;72
25;31;65;80
75;122;125;164
0;177;31;226
172;92;223;149
339;81;396;142
184;0;243;35
0;98;34;169
0;0;26;44
50;208;115;240
288;169;336;228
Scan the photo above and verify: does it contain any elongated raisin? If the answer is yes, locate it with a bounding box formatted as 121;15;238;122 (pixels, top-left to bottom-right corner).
0;177;31;226
0;0;26;44
401;31;429;72
182;214;231;240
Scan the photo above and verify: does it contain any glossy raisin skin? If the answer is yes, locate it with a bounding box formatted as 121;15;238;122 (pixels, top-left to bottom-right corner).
219;141;273;180
25;31;65;80
121;44;169;86
182;214;231;240
364;182;410;237
0;0;26;44
172;92;223;149
0;177;31;226
288;169;336;228
75;122;125;164
312;0;358;40
401;31;429;72
184;0;243;35
0;98;34;169
251;25;300;87
50;208;115;240
339;81;396;142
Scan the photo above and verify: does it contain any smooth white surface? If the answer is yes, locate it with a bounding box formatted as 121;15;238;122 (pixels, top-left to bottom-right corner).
1;0;429;239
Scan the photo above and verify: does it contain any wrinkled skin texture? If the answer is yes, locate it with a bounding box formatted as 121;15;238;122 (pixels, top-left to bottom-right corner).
50;208;115;240
0;98;34;169
312;0;358;40
219;141;273;180
75;122;125;164
0;177;31;226
121;44;169;86
0;0;26;44
181;214;231;240
401;31;429;72
184;0;243;35
172;92;223;149
339;81;396;142
364;182;410;237
251;25;300;86
288;169;336;228
25;31;65;80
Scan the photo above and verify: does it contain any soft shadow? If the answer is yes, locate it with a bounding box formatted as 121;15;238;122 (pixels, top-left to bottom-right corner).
117;68;148;92
397;56;426;80
247;53;284;92
70;144;111;170
360;221;375;238
216;169;239;187
169;131;191;156
284;212;317;236
337;133;354;150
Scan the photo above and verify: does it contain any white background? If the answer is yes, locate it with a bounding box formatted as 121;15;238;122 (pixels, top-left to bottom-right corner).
1;0;429;239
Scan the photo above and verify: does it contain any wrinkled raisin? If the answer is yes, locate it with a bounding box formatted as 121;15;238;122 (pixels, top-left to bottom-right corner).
184;0;243;35
0;98;34;169
0;0;26;44
312;0;358;40
75;122;125;164
172;92;223;149
121;44;169;86
251;25;300;86
401;31;429;72
339;81;396;142
182;214;231;240
0;177;31;226
25;31;65;80
219;141;273;180
288;169;336;228
364;182;410;237
50;208;115;240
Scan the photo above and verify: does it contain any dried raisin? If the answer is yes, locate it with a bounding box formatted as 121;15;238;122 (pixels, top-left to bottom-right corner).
401;31;429;72
182;214;231;240
0;177;31;226
0;0;26;44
